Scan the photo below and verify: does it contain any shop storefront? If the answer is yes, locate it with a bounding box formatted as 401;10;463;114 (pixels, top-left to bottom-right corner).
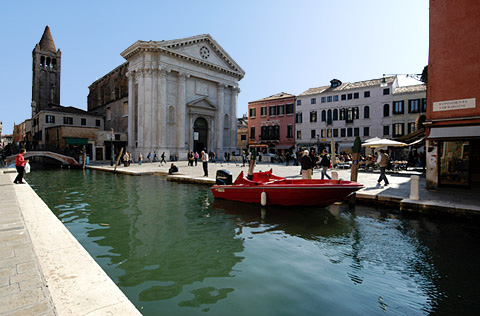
438;140;470;186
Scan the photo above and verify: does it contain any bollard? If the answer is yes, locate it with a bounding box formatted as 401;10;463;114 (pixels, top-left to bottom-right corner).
410;175;420;200
261;192;267;206
331;171;338;180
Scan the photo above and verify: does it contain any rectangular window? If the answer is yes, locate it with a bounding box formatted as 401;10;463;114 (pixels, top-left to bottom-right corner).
408;99;420;113
311;98;316;104
341;128;346;137
354;127;359;137
123;102;128;116
393;101;404;114
277;105;285;116
96;119;101;127
81;118;87;126
341;94;346;101
364;91;370;98
286;103;294;114
347;93;353;100
297;99;302;106
297;130;302;139
310;111;317;122
250;127;255;139
363;126;370;136
321;129;326;138
287;125;293;138
333;129;338;137
333;95;339;101
408;122;417;134
383;88;390;95
421;98;427;112
249;108;256;118
241;135;247;141
393;123;404;137
321;97;326;103
311;130;316;139
106;108;111;121
46;115;55;123
347;128;353;137
327;96;332;102
63;117;73;125
353;92;359;99
327;129;332;138
383;125;390;135
296;112;302;123
260;107;267;116
269;106;276;116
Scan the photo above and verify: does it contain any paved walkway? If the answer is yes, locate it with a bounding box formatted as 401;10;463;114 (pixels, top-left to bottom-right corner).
89;160;480;216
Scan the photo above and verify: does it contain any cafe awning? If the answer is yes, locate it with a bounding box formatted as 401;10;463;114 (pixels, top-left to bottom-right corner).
428;126;480;139
64;137;88;145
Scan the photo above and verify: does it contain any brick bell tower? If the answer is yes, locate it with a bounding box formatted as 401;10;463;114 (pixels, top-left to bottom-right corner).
31;25;61;116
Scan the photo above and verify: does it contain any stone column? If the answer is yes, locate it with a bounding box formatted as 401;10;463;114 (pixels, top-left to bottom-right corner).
143;68;153;150
126;70;135;151
230;87;240;153
137;70;145;150
157;68;169;149
216;83;224;156
151;68;158;149
176;72;189;154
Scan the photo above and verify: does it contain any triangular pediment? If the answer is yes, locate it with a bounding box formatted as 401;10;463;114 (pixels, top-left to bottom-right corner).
187;97;217;110
159;34;245;76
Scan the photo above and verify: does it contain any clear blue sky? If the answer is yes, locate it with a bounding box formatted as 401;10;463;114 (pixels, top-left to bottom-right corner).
0;0;429;135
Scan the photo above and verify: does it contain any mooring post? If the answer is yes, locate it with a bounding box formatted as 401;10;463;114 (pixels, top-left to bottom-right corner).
410;175;420;200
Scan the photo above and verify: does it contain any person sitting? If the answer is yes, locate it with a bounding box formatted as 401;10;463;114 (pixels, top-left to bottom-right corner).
168;163;178;175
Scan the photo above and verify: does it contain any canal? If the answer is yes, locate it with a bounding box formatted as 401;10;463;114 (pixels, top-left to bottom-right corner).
26;169;480;315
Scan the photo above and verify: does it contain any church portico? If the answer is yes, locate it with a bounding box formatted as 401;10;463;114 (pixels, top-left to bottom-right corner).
121;34;244;160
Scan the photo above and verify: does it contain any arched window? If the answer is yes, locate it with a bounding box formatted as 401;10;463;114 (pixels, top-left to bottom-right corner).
46;57;51;68
321;110;326;121
364;106;370;119
40;56;45;67
340;108;345;120
333;109;338;120
327;109;332;121
224;114;230;129
383;104;389;117
168;106;175;123
354;107;359;119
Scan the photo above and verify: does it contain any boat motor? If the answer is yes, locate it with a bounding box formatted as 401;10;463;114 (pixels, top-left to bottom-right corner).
216;169;233;185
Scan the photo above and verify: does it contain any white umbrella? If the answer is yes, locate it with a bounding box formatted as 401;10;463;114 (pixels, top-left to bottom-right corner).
361;139;407;148
330;138;336;167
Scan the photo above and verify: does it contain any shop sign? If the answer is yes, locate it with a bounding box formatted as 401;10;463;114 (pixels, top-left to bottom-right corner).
433;98;476;112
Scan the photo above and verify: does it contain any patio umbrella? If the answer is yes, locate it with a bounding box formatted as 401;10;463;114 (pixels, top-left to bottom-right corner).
361;139;407;148
330;138;336;167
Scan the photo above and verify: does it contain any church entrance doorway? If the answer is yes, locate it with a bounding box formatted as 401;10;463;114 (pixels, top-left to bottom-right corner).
194;117;208;154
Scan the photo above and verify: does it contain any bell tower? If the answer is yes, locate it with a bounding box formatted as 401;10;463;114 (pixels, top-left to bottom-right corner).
32;25;61;116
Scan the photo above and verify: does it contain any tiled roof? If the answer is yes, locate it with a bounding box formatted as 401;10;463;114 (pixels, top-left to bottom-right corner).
41;106;102;117
299;77;396;96
251;92;295;102
393;84;426;94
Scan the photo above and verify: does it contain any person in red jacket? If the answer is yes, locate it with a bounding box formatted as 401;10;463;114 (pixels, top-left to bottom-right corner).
14;148;29;184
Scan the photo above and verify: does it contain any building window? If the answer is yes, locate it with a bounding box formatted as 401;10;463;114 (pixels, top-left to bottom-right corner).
81;118;87;126
364;91;370;98
269;106;276;116
123;102;128;116
346;108;354;123
383;88;390;95
106;108;111;121
383;125;390;135
321;97;326;103
354;127;359;136
341;94;346;101
310;111;317;122
296;112;303;123
311;130;316;139
354;107;360;119
297;130;301;139
327;96;332;102
287;125;293;138
277;104;285;116
260;107;267;116
327;109;332;123
249;108;256;118
311;98;316;104
250;127;255;139
383;104;390;117
286;103;294;114
327;129;332;138
347;128;353;137
347;93;353;100
321;110;326;122
421;98;427;112
333;129;338;137
333;95;339;102
321;129;326;138
340;108;346;120
364;126;370;136
408;122;417;134
46;115;55;123
393;123;404;137
333;109;338;120
408;99;420;113
96;119;101;127
353;92;359;99
241;134;247;141
393;101;404;114
364;106;370;119
341;128;346;137
63;117;73;125
297;99;301;106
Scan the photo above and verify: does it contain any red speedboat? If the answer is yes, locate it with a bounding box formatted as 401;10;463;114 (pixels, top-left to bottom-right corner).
211;169;363;207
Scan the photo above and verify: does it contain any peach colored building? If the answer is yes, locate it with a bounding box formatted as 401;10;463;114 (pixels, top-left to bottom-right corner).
425;0;480;188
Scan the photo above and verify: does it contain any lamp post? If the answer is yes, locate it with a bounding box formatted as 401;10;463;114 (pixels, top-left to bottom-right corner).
110;128;114;166
316;134;320;153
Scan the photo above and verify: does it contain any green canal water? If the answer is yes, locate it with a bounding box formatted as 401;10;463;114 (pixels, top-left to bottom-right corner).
26;169;480;315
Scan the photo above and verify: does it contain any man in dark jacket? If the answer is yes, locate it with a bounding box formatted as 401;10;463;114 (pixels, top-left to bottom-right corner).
320;149;332;180
300;150;313;179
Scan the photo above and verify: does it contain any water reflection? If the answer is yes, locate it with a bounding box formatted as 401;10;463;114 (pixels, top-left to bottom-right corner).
26;170;480;315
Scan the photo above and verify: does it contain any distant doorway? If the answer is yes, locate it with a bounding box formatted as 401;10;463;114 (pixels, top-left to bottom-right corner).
194;117;208;153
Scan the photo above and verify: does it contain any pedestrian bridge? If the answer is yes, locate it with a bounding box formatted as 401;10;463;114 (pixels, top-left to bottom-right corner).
5;151;80;166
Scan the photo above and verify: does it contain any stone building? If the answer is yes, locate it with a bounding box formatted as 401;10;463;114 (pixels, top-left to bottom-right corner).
119;34;245;160
31;26;61;116
237;114;248;153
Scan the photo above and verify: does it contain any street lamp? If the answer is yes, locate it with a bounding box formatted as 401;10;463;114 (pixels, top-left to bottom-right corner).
110;128;114;166
316;134;320;153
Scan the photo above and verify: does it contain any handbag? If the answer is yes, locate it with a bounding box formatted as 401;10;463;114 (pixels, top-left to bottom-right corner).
24;162;31;174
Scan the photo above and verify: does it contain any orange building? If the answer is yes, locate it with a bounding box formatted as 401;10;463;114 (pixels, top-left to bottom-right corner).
425;0;480;188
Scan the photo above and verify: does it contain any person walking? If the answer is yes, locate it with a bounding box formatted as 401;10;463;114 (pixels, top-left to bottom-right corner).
153;151;158;162
320;149;332;180
300;150;313;179
201;151;209;177
147;152;152;162
247;147;257;180
377;149;390;186
242;150;246;167
194;151;199;166
160;152;166;165
138;152;143;165
14;148;29;184
188;150;194;166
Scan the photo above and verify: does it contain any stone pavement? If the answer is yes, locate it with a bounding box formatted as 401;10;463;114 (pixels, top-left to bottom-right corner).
88;160;480;217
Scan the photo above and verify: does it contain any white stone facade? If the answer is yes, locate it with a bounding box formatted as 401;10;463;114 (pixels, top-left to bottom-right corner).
121;34;244;159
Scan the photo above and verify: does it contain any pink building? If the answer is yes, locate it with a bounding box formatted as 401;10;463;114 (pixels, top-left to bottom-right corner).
248;93;295;154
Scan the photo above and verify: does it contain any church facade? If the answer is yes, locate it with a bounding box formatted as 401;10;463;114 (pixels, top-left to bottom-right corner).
120;34;245;159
